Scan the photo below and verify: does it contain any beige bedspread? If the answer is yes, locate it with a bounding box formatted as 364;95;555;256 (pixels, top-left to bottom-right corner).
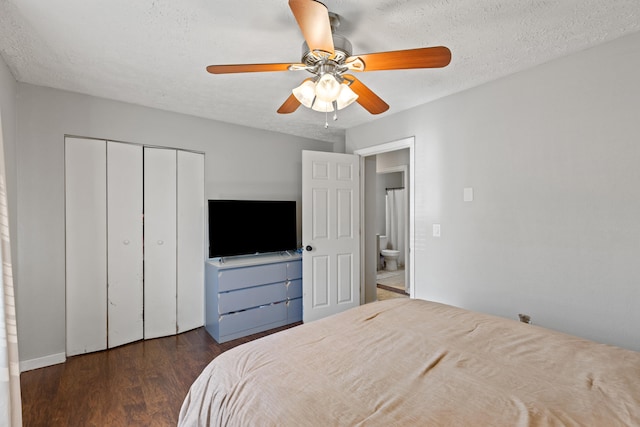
179;299;640;426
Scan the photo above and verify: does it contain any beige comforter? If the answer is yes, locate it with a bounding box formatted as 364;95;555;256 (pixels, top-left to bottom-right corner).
179;299;640;426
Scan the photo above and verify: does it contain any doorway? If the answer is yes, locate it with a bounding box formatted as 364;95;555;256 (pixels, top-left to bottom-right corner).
376;167;409;301
354;137;415;304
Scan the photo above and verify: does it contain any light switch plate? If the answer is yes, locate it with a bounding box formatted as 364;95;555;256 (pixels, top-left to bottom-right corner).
464;187;473;202
433;224;441;237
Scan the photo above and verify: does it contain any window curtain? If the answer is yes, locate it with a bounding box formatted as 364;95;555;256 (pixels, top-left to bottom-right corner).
0;113;22;426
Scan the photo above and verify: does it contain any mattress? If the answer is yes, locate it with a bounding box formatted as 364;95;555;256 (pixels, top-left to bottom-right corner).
179;298;640;426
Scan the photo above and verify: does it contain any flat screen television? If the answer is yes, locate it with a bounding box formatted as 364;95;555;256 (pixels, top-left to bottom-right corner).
208;199;297;258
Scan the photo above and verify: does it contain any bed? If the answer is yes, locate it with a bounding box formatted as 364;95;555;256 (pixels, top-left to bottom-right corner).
179;298;640;426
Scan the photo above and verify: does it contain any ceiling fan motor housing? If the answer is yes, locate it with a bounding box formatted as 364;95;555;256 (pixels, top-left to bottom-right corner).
301;33;352;65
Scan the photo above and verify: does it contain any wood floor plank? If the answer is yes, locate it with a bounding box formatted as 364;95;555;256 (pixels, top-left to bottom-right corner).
21;325;300;426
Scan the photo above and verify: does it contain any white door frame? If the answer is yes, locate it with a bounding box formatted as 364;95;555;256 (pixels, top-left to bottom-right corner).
354;136;415;301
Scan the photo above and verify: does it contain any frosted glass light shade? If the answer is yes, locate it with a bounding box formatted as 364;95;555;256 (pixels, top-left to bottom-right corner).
336;84;358;110
292;80;316;108
311;99;335;112
315;73;342;102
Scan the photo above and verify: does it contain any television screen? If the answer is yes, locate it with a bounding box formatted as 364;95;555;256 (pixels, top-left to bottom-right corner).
208;200;297;258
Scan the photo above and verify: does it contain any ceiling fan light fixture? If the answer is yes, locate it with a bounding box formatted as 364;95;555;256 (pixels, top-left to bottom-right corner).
292;80;316;108
336;83;358;110
311;99;335;112
293;79;358;112
314;72;342;102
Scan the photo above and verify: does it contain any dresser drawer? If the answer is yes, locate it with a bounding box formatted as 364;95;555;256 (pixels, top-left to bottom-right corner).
287;260;302;280
286;279;302;299
218;282;287;314
217;262;287;291
218;302;287;338
287;298;302;323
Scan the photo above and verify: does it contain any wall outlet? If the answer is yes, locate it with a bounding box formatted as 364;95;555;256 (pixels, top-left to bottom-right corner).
518;313;532;324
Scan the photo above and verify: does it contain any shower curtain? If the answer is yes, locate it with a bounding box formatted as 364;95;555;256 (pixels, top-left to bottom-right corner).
385;188;405;267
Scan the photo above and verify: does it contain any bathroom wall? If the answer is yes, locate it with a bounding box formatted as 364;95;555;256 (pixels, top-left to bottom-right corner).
375;148;409;245
375;172;402;236
376;149;410;172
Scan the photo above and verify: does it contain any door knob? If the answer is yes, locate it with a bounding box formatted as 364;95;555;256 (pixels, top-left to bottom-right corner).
157;240;164;245
305;245;313;252
123;240;130;245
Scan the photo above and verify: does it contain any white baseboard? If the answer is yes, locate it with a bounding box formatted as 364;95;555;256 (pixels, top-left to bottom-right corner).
20;352;66;372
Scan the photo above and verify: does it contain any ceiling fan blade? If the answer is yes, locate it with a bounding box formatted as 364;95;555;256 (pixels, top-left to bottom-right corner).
343;75;389;115
288;0;334;57
207;63;299;74
346;46;451;72
277;93;302;114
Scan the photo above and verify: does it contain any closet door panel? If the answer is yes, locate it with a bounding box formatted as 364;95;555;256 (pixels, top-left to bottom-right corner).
65;137;107;356
107;142;143;348
177;151;205;333
144;148;177;339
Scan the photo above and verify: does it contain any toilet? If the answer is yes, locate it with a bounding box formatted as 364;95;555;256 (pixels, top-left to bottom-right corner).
378;235;400;271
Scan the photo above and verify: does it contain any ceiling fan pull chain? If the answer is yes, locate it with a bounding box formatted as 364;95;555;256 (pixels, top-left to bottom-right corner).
332;100;338;121
324;109;329;128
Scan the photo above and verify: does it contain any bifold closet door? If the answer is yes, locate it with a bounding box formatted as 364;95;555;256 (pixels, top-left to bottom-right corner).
177;151;205;333
144;148;177;339
107;142;143;347
65;138;107;356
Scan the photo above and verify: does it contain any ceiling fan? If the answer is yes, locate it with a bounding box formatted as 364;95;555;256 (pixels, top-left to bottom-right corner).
206;0;451;122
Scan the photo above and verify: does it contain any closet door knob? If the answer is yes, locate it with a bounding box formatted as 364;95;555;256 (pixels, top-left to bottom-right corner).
123;240;130;245
305;245;313;252
157;240;164;245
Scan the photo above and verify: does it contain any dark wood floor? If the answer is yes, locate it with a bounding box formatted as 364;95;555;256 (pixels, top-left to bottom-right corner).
20;324;300;426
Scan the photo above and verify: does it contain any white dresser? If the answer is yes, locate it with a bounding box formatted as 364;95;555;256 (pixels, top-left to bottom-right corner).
205;253;302;343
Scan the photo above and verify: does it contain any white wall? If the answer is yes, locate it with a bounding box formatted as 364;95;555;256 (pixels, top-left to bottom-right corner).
375;149;410;236
347;31;640;351
15;83;334;363
376;149;410;173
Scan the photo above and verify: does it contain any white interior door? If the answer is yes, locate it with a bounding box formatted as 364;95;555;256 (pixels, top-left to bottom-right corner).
65;137;107;355
107;142;143;347
302;150;360;323
176;150;205;333
144;147;177;339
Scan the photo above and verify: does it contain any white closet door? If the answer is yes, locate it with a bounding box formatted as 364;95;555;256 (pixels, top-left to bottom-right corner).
107;142;143;347
144;148;177;339
65;137;107;356
177;151;205;333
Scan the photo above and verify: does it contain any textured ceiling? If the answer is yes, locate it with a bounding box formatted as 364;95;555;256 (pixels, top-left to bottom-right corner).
1;0;640;144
